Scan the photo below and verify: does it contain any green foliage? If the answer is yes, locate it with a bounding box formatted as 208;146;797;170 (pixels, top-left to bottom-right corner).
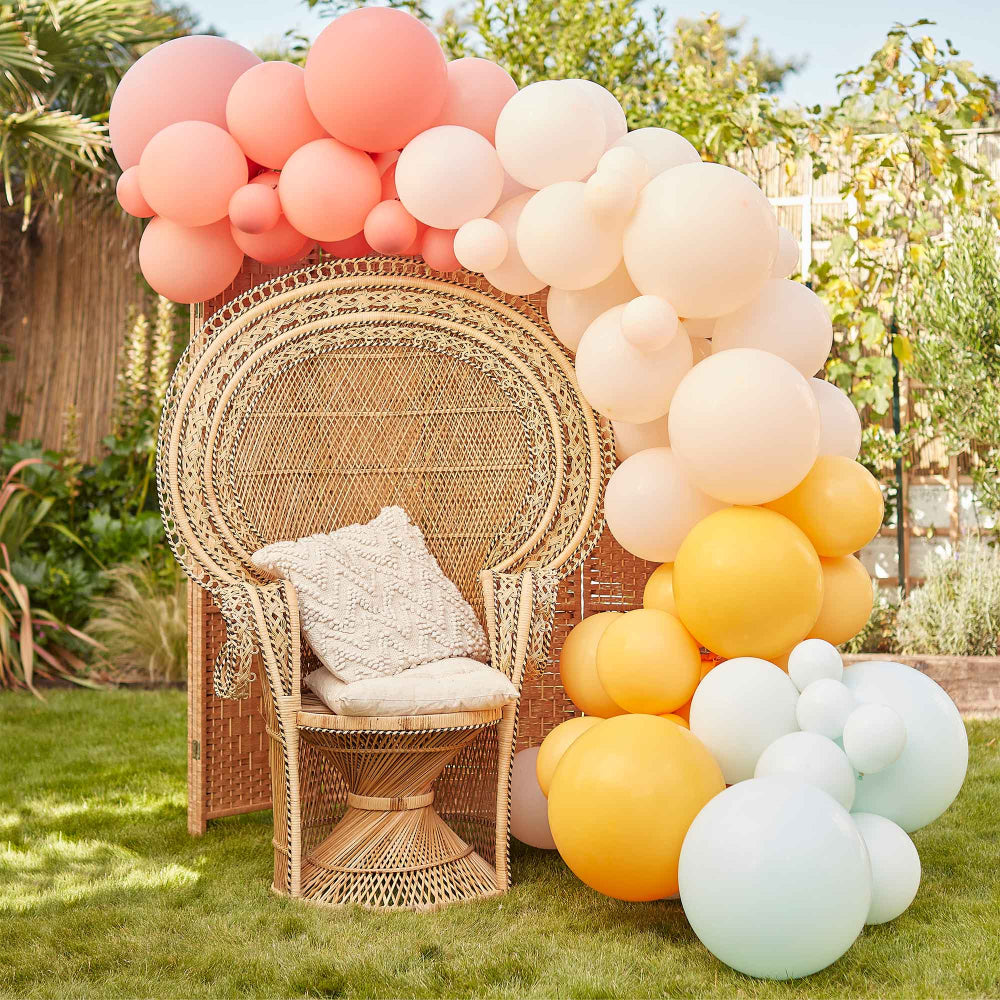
896;537;1000;656
843;585;901;655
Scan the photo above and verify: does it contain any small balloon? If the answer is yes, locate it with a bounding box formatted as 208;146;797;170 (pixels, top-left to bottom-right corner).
612;127;700;178
420;227;461;272
454;217;508;272
547;262;637;353
771;225;800;278
116;166;153;218
852;813;921;925
787;638;844;692
364;200;418;254
535;716;603;797
620;295;679;352
481;193;547;295
796;678;857;741
229;182;281;235
754;730;857;811
842;703;907;775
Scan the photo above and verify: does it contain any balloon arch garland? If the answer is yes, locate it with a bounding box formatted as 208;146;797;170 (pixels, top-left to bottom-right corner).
112;8;968;981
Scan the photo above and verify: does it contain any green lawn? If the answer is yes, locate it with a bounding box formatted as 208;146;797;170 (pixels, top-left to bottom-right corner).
1;690;998;999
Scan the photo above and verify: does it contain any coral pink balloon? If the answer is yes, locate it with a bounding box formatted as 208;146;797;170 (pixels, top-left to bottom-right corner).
372;150;401;176
432;57;518;144
139;121;247;227
225;61;327;169
110;36;260;170
364;200;418;254
278;138;380;241
231;217;312;265
139;217;244;304
319;231;373;258
229;183;281;235
116;166;153;218
380;162;399;201
421;228;460;272
304;7;447;153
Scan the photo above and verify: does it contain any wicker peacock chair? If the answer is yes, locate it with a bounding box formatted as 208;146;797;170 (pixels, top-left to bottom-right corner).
157;257;612;911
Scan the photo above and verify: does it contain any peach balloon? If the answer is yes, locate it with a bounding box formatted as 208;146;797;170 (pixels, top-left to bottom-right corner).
547;262;637;353
229;183;281;235
304;7;447;153
568;79;627;146
278;138;380;242
690;337;712;363
668;348;820;505
116;167;153;218
433;58;518;143
139;217;243;304
319;231;372;259
643;563;676;616
454;218;508;272
536;716;603;797
420;228;460;271
712;279;833;378
231;216;312;265
809;555;875;646
481;194;547;295
559;613;626;718
621;295;679;352
611;414;669;461
110;35;260;170
772;225;800;278
225;61;327;169
139;121;247;227
395;125;504;230
604;447;725;562
612;127;700;178
810;378;863;459
372;150;400;177
364;200;418;254
510;748;556;849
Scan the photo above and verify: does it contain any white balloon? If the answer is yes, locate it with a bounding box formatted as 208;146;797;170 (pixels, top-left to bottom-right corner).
576;305;693;423
394;125;504;230
679;776;872;980
690;337;711;363
852;812;921;924
546;261;637;353
481;193;547;296
772;225;800;278
454;217;508;272
612;127;700;178
712;279;834;378
754;731;857;811
842;660;968;832
604;447;726;562
611;414;669;461
495;80;606;189
620;295;678;352
689;658;799;784
810;378;863;459
624;162;777;318
788;638;844;692
517;181;624;290
567;79;627;146
842;702;907;775
796;678;857;741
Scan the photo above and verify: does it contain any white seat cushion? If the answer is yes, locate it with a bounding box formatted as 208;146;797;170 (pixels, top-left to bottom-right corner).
304;658;516;717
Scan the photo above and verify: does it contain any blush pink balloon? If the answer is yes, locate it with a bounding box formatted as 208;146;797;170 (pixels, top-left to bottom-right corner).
225;61;327;169
364;201;418;254
372;150;400;176
278;138;380;242
116;166;153;218
139;217;244;304
229;183;281;235
432;57;518;144
319;231;373;258
510;748;557;849
139;121;248;227
110;35;260;170
421;228;460;272
304;7;447;153
231;217;313;265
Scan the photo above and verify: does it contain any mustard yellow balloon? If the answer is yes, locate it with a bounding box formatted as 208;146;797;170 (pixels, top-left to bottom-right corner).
547;714;724;900
643;563;676;615
673;506;824;660
659;712;690;729
765;455;884;557
559;612;626;717
596;608;701;714
809;554;874;645
536;716;603;796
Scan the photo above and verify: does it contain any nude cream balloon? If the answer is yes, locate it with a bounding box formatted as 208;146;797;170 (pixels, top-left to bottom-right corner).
454;217;508;272
568;79;627;146
611;414;669;461
668;349;820;505
612;127;700;177
624;162;777;318
772;225;800;278
621;295;678;351
547;262;637;353
576;306;693;424
481;193;547;296
810;378;863;459
712;279;833;378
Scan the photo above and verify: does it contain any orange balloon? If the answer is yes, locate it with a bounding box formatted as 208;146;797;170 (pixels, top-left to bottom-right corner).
659;713;690;729
809;554;875;645
673;506;824;660
559;613;626;718
596;608;701;714
765;455;884;557
535;716;603;796
643;563;676;616
674;658;719;721
139;217;243;304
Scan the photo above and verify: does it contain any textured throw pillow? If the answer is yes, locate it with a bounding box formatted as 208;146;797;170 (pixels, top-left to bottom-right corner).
304;658;516;717
252;506;488;683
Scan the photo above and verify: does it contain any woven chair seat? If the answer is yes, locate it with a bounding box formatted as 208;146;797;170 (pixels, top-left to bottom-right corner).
297;690;503;732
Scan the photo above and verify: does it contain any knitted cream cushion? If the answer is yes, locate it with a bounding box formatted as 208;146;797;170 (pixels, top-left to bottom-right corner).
304;658;516;717
252;506;488;683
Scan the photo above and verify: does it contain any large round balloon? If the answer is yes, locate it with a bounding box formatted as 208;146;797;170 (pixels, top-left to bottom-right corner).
547;262;637;353
569;79;627;146
843;660;968;831
679;776;872;979
765;455;884;557
304;7;447;153
139;217;244;304
535;716;603;797
754;730;857;811
711;279;833;378
138;121;247;227
510;747;556;849
225;61;327;169
809;555;874;645
558;613;626;718
688;657;800;783
481;194;547;295
668;348;820;505
576;306;693;424
110;35;261;170
611;414;669;461
548;714;724;900
673;506;824;660
604;447;724;562
612;127;700;177
432;58;518;143
623;162;777;318
771;225;800;278
278;138;381;242
810;377;863;459
852;812;921;924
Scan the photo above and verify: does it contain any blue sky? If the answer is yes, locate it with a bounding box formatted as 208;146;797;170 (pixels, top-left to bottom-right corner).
191;1;999;108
